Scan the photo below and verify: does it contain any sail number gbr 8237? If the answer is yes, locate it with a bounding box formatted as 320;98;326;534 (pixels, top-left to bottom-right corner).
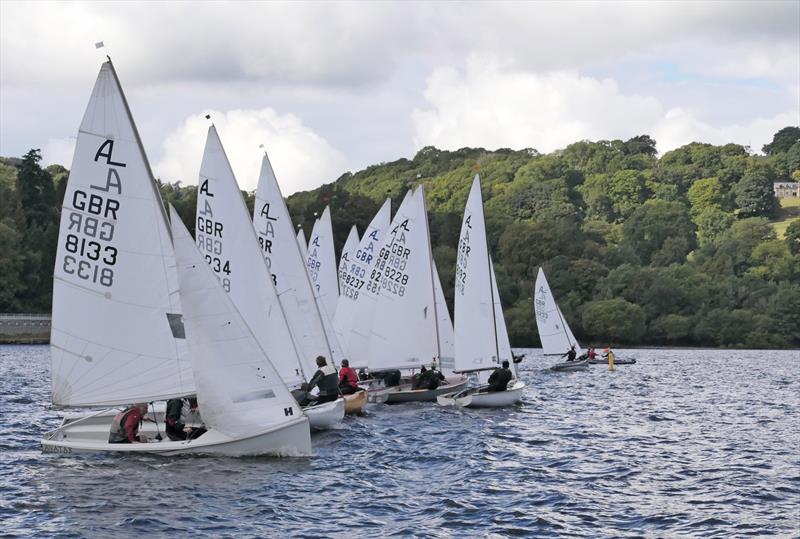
60;140;123;288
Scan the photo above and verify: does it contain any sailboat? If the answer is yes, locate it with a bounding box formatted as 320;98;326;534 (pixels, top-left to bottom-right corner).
366;186;468;403
253;151;366;414
437;175;525;407
333;199;391;370
195;128;344;429
41;60;311;455
534;268;589;371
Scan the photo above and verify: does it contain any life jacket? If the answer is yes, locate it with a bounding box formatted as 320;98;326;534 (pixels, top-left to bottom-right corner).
108;407;138;443
316;365;339;396
339;367;358;389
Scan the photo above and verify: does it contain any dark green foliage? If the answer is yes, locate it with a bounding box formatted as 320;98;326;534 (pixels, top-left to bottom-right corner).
2;127;798;348
762;126;800;155
734;165;779;218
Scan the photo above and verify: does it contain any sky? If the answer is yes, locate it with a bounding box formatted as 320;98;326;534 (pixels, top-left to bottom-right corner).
1;1;798;194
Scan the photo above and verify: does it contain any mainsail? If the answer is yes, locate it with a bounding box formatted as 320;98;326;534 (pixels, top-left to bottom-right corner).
252;151;336;376
170;206;304;440
534;267;581;355
367;186;440;371
195;127;306;386
454;175;502;373
333;199;391;367
50;61;194;407
305;206;343;364
433;258;455;373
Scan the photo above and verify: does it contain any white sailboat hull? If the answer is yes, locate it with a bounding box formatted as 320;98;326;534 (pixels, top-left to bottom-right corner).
437;380;525;408
369;376;469;404
41;415;311;457
550;359;589;372
304;398;345;429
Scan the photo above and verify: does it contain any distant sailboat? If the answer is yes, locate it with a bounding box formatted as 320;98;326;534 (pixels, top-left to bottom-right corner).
438;175;525;407
42;60;311;455
534;268;589;371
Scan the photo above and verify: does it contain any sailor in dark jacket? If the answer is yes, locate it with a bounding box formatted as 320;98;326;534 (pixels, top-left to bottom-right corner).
165;397;206;441
307;356;340;404
487;361;513;392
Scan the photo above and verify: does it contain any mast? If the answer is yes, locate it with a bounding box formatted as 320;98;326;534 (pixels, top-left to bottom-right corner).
418;183;442;361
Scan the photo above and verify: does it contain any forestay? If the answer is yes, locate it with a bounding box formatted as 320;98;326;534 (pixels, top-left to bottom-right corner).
195;127;305;387
338;225;360;293
50;61;194;407
367;186;440;371
534;267;581;356
170;206;302;439
454;175;500;373
252;152;335;377
305;207;343;364
333;199;391;367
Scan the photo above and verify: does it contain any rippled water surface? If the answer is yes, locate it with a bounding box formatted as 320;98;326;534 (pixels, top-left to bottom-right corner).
1;345;798;537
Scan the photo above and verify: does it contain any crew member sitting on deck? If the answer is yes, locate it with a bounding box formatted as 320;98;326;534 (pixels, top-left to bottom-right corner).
487;361;513;392
165;397;206;441
587;347;597;361
308;356;340;404
338;359;360;395
291;384;314;407
562;345;577;362
108;403;149;444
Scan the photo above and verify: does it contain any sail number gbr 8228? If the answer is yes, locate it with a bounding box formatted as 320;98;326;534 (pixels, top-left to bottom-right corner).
60;140;123;288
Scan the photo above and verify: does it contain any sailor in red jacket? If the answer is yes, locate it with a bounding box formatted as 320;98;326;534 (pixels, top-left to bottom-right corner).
338;359;360;395
108;403;148;443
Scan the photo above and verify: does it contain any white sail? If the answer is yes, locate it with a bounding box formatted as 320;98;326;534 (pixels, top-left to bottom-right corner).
367;186;440;371
170;206;304;439
305;207;343;364
333;199;391;367
338;225;360;293
50;61;194;407
296;229;309;261
195;127;305;387
306;207;340;320
454;175;500;373
491;261;516;378
252;152;336;377
534;267;581;355
433;258;455;373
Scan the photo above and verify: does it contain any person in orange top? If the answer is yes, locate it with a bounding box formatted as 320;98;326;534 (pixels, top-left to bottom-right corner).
338;359;360;395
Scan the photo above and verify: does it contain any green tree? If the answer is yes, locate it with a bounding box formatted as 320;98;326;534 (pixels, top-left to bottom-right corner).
581;298;646;343
785;219;800;255
762;126;800;155
622;200;696;265
734;166;779;218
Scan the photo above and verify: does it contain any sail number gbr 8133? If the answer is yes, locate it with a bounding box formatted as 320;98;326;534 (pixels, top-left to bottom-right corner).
60;140;123;288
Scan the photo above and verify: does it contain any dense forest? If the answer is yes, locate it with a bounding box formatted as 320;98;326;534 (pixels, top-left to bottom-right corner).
2;127;799;348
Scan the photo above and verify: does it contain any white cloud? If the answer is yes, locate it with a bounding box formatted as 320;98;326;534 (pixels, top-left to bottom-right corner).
412;57;799;155
42;137;77;169
155;108;348;194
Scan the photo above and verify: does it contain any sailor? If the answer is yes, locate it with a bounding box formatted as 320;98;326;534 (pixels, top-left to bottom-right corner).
338;359;360;395
587;347;598;361
562;345;577;362
291;384;314;407
307;356;340;404
165;397;206;441
411;366;428;390
108;403;149;444
487;361;513;392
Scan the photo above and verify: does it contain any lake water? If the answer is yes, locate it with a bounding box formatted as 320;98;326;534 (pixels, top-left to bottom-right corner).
0;345;798;538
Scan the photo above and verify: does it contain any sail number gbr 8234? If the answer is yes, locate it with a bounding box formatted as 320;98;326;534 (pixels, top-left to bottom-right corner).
60;140;123;288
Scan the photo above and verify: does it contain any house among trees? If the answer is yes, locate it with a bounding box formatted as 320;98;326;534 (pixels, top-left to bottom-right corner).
774;182;800;198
